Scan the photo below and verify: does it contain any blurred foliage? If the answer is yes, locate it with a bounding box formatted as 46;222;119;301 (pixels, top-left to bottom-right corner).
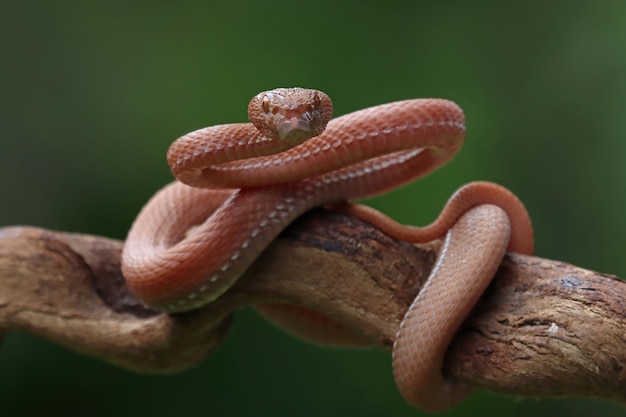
1;1;626;416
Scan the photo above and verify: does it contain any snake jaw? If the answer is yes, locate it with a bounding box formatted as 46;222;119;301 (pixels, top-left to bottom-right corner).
276;114;314;142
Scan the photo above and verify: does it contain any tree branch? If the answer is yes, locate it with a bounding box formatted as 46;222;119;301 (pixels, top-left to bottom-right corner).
0;209;624;405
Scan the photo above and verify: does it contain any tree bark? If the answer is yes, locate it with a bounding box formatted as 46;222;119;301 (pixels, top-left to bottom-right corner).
0;209;624;404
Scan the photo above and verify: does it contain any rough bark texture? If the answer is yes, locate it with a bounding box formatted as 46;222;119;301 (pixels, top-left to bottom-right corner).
0;209;624;405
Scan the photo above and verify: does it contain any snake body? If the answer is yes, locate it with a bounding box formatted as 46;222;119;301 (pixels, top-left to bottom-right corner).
122;88;533;412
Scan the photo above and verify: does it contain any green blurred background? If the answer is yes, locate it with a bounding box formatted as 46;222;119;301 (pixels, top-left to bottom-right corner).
2;1;625;416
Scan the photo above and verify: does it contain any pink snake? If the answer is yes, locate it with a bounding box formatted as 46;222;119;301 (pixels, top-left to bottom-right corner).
122;88;534;412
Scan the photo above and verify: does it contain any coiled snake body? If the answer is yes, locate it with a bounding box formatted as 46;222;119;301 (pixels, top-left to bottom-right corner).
122;88;533;412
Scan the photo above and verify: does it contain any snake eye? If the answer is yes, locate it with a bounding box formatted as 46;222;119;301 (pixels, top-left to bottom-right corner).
261;95;270;113
313;92;321;108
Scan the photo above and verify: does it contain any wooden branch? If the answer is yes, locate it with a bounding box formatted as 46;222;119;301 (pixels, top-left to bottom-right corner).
1;209;624;406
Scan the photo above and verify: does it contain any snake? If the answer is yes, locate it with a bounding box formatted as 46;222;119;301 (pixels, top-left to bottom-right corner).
121;87;534;412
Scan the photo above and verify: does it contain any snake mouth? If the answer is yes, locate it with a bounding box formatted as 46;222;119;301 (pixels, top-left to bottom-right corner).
276;116;314;142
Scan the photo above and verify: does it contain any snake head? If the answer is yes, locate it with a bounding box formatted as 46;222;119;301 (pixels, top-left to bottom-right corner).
248;87;333;145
